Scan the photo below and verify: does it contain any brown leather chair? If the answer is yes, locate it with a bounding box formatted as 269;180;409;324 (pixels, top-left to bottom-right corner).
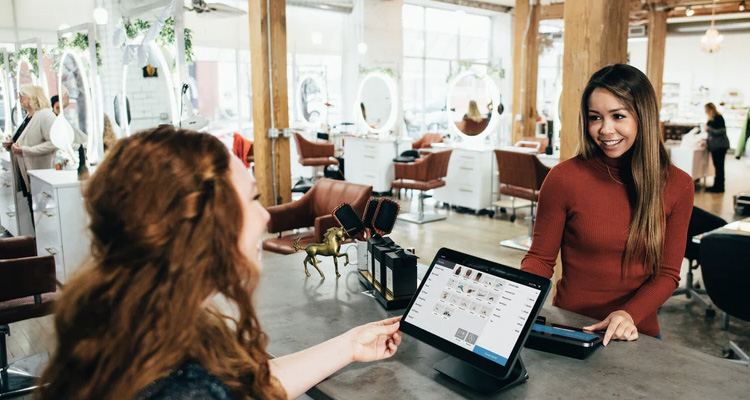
392;150;452;224
516;138;549;154
455;117;489;136
0;236;37;260
0;236;57;398
293;132;338;175
262;179;372;254
411;133;443;150
494;149;551;251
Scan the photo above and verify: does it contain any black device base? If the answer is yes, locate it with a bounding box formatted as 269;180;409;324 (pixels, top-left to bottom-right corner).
524;334;599;359
433;355;528;395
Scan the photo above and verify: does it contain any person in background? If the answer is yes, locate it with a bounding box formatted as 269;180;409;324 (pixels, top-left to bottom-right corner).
704;102;729;193
3;85;56;198
521;64;693;345
38;126;401;400
464;100;484;123
102;114;118;155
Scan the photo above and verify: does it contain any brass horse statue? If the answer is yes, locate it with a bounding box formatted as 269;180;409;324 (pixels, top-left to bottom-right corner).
293;227;350;278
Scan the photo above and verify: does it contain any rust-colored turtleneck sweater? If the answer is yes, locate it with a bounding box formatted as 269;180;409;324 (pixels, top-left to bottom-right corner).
521;153;694;337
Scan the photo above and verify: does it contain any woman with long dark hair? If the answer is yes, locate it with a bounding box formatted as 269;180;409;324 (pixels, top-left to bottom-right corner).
521;64;694;345
38;126;401;399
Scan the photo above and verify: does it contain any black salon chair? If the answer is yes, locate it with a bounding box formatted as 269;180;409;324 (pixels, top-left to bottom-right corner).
671;207;726;316
699;231;750;365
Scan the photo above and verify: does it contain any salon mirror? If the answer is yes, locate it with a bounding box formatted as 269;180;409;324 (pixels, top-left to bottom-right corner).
297;75;326;126
447;71;499;139
11;59;36;127
0;74;7;138
121;44;177;135
356;72;397;135
58;52;92;150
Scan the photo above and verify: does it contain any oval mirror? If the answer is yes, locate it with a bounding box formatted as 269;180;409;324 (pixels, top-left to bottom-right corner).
12;59;36;127
356;72;397;135
447;70;499;139
0;73;7;137
297;75;327;126
57;51;92;152
121;44;177;135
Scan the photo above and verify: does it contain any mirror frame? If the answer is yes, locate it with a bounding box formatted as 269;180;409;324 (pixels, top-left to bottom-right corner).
56;49;94;152
355;71;398;136
120;43;178;136
13;58;40;128
0;49;11;137
296;73;327;128
446;70;500;141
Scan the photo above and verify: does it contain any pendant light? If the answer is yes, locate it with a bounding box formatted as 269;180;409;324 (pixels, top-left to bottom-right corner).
701;1;723;53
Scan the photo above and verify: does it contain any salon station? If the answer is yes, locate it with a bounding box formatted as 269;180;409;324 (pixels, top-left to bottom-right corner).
1;0;750;399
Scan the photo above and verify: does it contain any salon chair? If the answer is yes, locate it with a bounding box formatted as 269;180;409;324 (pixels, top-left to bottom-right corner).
232;133;253;167
411;133;443;150
0;237;57;398
455;118;489;136
494;150;551;251
671;207;726;316
392;150;452;224
0;236;37;260
262;179;372;254
293;132;338;177
699;231;750;366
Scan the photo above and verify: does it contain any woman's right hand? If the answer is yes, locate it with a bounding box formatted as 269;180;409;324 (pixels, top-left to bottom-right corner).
345;316;402;363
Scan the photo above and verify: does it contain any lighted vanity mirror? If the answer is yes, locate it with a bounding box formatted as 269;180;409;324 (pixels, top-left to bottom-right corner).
12;59;37;127
58;51;93;150
0;74;7;137
297;75;327;126
356;72;397;136
121;44;177;135
447;70;499;138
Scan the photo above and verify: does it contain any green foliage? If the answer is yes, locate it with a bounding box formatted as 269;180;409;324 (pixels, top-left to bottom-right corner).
16;47;40;77
56;33;103;69
122;17;194;65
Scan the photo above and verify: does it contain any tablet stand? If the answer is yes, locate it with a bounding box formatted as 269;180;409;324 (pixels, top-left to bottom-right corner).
433;355;528;395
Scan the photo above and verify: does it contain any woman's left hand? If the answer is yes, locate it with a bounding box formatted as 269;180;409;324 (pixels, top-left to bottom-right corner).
10;143;23;155
346;316;402;362
583;310;638;346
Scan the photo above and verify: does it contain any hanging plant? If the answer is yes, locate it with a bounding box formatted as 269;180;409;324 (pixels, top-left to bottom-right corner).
359;66;397;78
446;61;505;83
15;47;41;78
122;17;194;65
54;33;103;71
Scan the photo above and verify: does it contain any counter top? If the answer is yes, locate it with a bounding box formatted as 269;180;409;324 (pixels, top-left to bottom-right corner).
28;169;90;188
256;252;749;400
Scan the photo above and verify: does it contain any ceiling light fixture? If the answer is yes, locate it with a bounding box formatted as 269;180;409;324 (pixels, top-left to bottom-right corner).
740;1;746;12
686;6;695;16
93;7;109;25
701;3;723;53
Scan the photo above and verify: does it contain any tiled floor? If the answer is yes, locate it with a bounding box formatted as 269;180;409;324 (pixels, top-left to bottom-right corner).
7;154;750;399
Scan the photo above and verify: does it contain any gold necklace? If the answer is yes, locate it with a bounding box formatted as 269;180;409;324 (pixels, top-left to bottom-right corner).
606;165;625;186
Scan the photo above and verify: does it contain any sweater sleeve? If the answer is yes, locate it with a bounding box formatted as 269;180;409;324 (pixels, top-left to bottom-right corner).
22;111;58;157
621;171;694;326
521;165;569;279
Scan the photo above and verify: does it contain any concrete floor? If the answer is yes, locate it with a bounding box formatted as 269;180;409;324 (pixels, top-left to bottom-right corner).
6;154;750;399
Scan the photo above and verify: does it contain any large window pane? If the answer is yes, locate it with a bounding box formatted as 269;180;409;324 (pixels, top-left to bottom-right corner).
459;36;489;61
403;29;424;58
425;8;457;34
460;14;490;37
402;4;424;30
403;57;424;135
424;59;450;132
426;32;457;59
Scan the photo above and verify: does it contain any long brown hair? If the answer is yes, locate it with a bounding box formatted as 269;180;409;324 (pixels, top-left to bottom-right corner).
704;102;721;121
38;126;286;399
577;64;670;275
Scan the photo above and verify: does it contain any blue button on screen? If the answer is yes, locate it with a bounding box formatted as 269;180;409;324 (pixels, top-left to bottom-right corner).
472;345;508;366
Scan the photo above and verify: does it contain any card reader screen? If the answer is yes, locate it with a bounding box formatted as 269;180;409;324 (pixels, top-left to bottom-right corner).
404;258;542;366
532;324;599;341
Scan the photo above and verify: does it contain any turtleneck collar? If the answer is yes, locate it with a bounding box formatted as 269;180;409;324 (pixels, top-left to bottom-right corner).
590;148;634;185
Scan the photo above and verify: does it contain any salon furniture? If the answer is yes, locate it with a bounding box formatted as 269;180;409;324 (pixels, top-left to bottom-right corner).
344;137;412;194
255;251;750;399
0;247;57;398
0;236;37;260
671;207;726;316
699;231;750;366
262;179;372;255
0;152;34;238
392;150;452;224
663;123;700;141
495;150;551;251
668;146;714;181
454;117;489;136
28;169;91;284
432;144;495;213
293;132;338;177
411;133;443;150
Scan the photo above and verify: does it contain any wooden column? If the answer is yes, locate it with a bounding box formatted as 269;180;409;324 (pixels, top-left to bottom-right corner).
249;0;291;206
559;0;630;161
511;0;540;144
646;9;668;110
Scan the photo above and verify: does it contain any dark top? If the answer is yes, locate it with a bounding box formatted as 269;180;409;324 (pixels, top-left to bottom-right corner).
12;116;31;142
137;362;236;400
707;114;726;129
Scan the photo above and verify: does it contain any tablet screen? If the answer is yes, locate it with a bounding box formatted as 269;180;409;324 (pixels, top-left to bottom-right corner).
401;248;550;378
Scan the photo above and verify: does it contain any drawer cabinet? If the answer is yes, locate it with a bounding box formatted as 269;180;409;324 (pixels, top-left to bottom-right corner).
434;147;494;211
29;170;91;284
344;137;412;193
1;152;34;236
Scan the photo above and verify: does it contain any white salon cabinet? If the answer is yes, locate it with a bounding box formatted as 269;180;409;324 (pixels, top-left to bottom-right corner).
1;151;34;237
344;137;412;193
29;169;90;284
432;145;495;212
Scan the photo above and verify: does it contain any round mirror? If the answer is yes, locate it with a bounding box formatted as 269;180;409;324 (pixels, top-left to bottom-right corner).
121;43;177;135
57;51;93;151
297;75;327;126
356;72;397;135
12;59;37;127
446;70;499;139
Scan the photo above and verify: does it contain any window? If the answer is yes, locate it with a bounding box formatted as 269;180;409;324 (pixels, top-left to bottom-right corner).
402;4;492;136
